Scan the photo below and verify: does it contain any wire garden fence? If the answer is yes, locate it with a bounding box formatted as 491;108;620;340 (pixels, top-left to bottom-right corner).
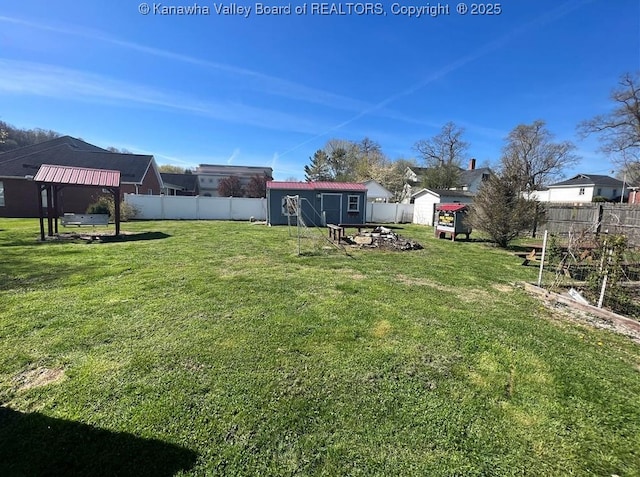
536;228;640;320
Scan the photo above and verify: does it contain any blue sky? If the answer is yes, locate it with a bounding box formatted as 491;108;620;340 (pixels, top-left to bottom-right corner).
0;0;638;180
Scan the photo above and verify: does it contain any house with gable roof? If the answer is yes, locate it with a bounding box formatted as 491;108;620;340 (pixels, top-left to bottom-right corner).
402;159;492;202
0;136;163;217
542;174;629;203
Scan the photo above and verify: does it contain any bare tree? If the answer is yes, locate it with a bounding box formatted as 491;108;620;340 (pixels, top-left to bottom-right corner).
501;120;579;192
413;122;468;189
578;72;640;184
218;176;244;197
106;146;133;154
246;175;267;198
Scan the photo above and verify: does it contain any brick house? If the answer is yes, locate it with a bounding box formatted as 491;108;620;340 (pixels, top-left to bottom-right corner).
0;136;163;217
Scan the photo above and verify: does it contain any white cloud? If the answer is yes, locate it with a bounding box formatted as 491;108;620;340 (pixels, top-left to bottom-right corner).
0;59;329;135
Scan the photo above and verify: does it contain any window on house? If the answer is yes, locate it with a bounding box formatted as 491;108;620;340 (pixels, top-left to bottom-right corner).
148;189;153;195
579;188;585;195
597;188;602;196
613;189;617;197
0;181;4;206
348;195;359;212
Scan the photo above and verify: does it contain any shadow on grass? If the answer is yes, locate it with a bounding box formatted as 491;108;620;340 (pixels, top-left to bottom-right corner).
98;232;171;243
0;407;198;477
0;231;171;247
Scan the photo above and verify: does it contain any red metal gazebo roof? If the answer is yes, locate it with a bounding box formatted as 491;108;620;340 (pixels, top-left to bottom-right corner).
437;203;468;212
34;164;120;188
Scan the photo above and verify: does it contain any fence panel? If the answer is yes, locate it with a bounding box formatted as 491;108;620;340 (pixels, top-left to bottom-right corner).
125;194;267;221
544;203;640;245
366;202;414;223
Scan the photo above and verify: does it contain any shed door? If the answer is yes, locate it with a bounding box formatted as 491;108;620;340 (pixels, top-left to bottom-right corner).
321;193;342;225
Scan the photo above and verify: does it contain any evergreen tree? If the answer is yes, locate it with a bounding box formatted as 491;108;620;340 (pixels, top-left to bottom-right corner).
468;174;538;248
304;150;333;181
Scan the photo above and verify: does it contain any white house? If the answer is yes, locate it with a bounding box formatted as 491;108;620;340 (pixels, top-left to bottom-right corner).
542;174;627;203
195;164;273;197
412;188;474;226
362;179;394;202
402;159;492;203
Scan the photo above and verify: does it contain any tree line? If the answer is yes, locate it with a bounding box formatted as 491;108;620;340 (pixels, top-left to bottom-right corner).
303;72;640;246
0;121;60;152
2;72;638;246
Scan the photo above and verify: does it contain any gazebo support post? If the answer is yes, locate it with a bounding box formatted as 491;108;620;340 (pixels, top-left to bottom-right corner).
109;187;121;236
37;183;45;241
53;185;59;235
46;185;54;237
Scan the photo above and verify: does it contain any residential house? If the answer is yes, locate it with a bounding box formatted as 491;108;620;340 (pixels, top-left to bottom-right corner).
402;159;492;202
195;164;273;197
362;179;394;202
455;159;492;192
0;136;162;217
412;188;475;226
541;174;628;203
266;181;367;226
160;173;199;196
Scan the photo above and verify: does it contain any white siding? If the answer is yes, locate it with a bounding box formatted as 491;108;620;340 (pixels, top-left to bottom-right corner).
547;186;595;203
413;195;439;225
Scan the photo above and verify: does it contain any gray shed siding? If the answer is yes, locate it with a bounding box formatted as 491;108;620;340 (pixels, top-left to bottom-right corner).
267;188;366;226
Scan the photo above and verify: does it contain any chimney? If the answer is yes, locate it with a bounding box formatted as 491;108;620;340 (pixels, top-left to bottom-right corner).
468;158;476;170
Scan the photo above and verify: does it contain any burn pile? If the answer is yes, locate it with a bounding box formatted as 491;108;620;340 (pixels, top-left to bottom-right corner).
346;226;423;251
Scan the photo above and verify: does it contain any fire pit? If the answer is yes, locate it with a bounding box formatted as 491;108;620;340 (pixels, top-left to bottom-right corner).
345;226;423;251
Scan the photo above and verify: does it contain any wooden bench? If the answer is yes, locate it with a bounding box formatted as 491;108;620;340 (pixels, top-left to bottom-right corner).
338;223;381;235
327;224;344;242
61;213;110;227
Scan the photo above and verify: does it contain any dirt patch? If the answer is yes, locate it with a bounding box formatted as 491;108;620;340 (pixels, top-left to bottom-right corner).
14;367;65;391
372;320;392;338
457;288;492;303
396;274;449;291
492;283;514;293
545;301;640;344
523;283;640;344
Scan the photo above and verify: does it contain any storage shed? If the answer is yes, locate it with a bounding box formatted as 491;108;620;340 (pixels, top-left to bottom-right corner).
412;188;474;226
266;181;367;226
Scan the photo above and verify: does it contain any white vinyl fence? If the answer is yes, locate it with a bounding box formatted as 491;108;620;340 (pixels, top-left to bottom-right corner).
125;194;267;220
366;202;414;223
126;194;415;223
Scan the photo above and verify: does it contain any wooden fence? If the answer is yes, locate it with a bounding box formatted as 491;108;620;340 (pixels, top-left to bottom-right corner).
543;204;640;245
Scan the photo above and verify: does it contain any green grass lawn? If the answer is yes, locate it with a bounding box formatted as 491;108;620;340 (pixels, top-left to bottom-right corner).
1;219;639;476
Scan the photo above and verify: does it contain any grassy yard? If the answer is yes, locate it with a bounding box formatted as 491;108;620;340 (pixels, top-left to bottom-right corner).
1;219;639;476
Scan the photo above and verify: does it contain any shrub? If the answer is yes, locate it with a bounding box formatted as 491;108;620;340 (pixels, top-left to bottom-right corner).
86;196;138;221
467;174;538;248
86;196;111;216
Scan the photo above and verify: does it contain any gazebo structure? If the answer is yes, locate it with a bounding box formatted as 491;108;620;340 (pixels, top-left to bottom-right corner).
33;164;121;240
